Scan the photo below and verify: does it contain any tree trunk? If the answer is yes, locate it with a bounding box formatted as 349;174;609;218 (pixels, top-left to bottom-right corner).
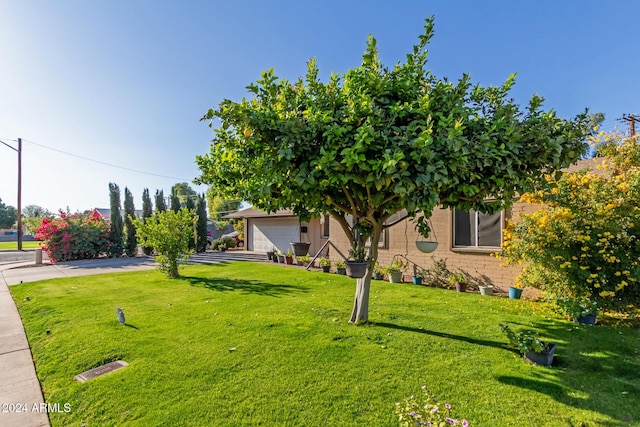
349;270;373;323
349;223;382;323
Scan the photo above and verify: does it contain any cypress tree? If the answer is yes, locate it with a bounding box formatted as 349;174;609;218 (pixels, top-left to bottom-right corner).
108;182;124;257
196;194;208;252
170;194;181;212
141;188;154;255
155;189;167;213
124;187;137;257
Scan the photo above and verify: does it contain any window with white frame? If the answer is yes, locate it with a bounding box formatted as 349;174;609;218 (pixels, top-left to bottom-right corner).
453;209;503;249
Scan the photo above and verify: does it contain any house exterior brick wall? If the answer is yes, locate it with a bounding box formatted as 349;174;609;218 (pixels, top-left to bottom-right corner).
329;206;521;289
328;158;598;289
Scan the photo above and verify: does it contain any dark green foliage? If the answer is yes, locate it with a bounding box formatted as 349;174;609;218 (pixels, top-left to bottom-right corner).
123;187;137;257
196;194;208;253
170;194;181;212
185;196;195;211
141;188;153;255
108;183;124;257
0;198;17;229
155;189;167;213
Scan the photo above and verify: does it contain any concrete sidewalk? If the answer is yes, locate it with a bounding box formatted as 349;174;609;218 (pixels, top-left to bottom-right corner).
0;263;50;427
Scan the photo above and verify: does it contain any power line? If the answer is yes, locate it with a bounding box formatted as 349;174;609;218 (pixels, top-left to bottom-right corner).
20;138;195;181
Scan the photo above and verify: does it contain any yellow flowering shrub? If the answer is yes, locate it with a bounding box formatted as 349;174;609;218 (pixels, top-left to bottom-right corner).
499;133;640;311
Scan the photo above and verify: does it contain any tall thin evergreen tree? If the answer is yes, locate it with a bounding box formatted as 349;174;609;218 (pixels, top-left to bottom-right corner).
141;188;154;255
170;194;181;212
155;189;167;213
108;182;124;257
124;187;137;257
196;194;208;252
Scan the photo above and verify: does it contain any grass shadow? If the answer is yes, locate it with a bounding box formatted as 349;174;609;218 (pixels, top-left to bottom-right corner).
180;275;309;297
371;321;507;351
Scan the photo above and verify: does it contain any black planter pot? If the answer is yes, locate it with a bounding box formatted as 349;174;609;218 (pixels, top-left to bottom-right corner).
290;242;311;257
525;343;557;366
345;262;368;278
576;313;597;325
266;251;274;260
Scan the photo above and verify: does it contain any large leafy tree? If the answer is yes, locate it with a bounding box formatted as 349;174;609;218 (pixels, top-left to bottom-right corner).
0;198;17;229
22;204;52;235
171;182;198;206
196;17;590;323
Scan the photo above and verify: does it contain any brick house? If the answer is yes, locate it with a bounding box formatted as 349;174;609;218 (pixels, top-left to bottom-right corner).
230;159;598;288
328;158;598;289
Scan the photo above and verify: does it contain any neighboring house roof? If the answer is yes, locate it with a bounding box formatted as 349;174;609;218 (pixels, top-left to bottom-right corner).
224;207;295;220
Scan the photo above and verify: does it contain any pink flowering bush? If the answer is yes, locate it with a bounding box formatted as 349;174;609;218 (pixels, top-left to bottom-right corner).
35;210;110;262
396;386;469;426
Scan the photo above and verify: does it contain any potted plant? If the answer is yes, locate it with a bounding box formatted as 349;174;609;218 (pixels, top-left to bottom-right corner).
500;324;557;366
448;273;469;292
284;249;294;265
297;254;311;266
290;242;311;257
509;281;525;299
345;247;368;278
383;258;407;283
413;217;439;253
372;262;384;280
411;266;424;285
272;250;280;263
555;297;600;325
266;249;274;260
335;260;346;275
319;257;331;273
478;284;494;296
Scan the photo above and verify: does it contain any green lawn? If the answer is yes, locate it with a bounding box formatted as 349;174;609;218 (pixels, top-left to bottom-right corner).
0;240;40;250
10;263;640;426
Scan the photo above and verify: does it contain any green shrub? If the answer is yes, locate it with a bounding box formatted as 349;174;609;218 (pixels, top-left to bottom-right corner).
211;236;237;250
133;208;195;278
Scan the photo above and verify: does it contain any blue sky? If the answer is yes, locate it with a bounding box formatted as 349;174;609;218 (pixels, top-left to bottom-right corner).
0;1;637;214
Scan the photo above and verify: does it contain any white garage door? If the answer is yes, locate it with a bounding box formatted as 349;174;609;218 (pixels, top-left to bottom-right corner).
249;217;300;253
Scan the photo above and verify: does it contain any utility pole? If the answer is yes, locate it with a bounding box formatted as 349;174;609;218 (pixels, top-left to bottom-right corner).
17;138;22;251
619;114;640;136
0;138;22;250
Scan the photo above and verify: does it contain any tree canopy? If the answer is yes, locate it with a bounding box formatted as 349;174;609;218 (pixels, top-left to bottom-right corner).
196;17;590;322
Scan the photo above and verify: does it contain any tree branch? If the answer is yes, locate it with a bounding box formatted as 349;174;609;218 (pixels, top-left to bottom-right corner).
330;211;356;248
342;185;357;216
